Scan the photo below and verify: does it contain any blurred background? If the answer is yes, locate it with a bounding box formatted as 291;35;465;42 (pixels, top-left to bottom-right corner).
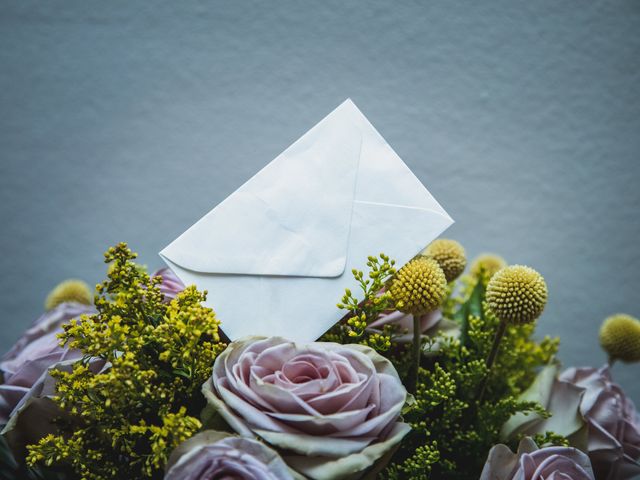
1;1;638;399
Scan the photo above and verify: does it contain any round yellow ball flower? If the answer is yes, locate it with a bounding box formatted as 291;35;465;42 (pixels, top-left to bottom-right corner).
470;253;507;280
486;265;547;325
388;257;447;316
599;314;640;363
45;279;93;311
422;239;467;283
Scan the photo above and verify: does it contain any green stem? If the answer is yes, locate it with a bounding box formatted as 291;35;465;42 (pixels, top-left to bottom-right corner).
476;319;507;403
409;314;422;394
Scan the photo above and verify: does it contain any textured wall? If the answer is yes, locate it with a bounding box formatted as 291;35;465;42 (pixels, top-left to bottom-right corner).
1;1;639;400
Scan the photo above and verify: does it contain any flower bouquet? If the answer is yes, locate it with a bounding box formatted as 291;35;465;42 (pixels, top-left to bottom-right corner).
1;101;639;480
1;241;639;480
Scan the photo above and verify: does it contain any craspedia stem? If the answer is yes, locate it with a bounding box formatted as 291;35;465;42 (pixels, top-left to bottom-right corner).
408;314;422;394
476;320;507;403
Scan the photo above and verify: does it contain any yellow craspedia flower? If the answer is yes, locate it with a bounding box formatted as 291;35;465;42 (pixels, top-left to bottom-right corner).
470;253;507;280
45;279;93;311
486;265;547;325
389;256;447;316
599;314;640;363
422;239;467;283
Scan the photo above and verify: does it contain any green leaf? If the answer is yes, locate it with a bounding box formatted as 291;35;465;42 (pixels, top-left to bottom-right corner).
26;465;71;480
454;279;485;346
0;433;18;475
172;368;192;379
1;431;70;480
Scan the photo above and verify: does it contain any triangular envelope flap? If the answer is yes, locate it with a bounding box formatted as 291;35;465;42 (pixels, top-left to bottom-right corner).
160;101;363;277
344;101;451;217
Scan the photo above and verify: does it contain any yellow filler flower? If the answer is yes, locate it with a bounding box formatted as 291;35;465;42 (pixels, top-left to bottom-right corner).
422;239;467;283
599;314;640;363
45;279;93;311
470;253;507;280
389;256;447;316
486;265;547;325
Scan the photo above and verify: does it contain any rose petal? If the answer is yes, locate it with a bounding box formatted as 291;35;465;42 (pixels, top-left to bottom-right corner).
165;430;299;480
283;422;411;480
266;404;376;436
481;439;595;480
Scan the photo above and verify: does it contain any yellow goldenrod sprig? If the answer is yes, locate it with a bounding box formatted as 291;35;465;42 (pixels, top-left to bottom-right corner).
27;243;226;480
336;254;397;339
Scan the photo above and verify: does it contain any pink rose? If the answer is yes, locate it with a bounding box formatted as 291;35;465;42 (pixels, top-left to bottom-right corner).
367;309;459;345
560;366;640;480
152;267;185;302
165;430;299;480
500;364;587;448
202;337;410;480
481;437;595;480
368;310;441;341
0;302;95;424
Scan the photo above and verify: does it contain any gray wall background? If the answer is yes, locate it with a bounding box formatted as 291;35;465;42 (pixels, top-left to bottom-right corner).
1;1;639;401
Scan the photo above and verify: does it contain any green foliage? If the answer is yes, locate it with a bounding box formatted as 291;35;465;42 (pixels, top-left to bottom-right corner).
26;243;226;480
385;441;440;480
1;425;69;480
0;433;19;480
322;254;560;478
529;431;570;448
440;282;459;321
14;245;563;480
453;277;485;346
385;275;559;479
322;254;397;351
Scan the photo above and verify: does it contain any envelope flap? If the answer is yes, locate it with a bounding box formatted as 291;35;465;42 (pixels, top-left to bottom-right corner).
160;101;363;278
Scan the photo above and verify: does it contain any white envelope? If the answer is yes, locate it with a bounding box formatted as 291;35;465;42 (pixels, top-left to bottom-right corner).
160;99;453;342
